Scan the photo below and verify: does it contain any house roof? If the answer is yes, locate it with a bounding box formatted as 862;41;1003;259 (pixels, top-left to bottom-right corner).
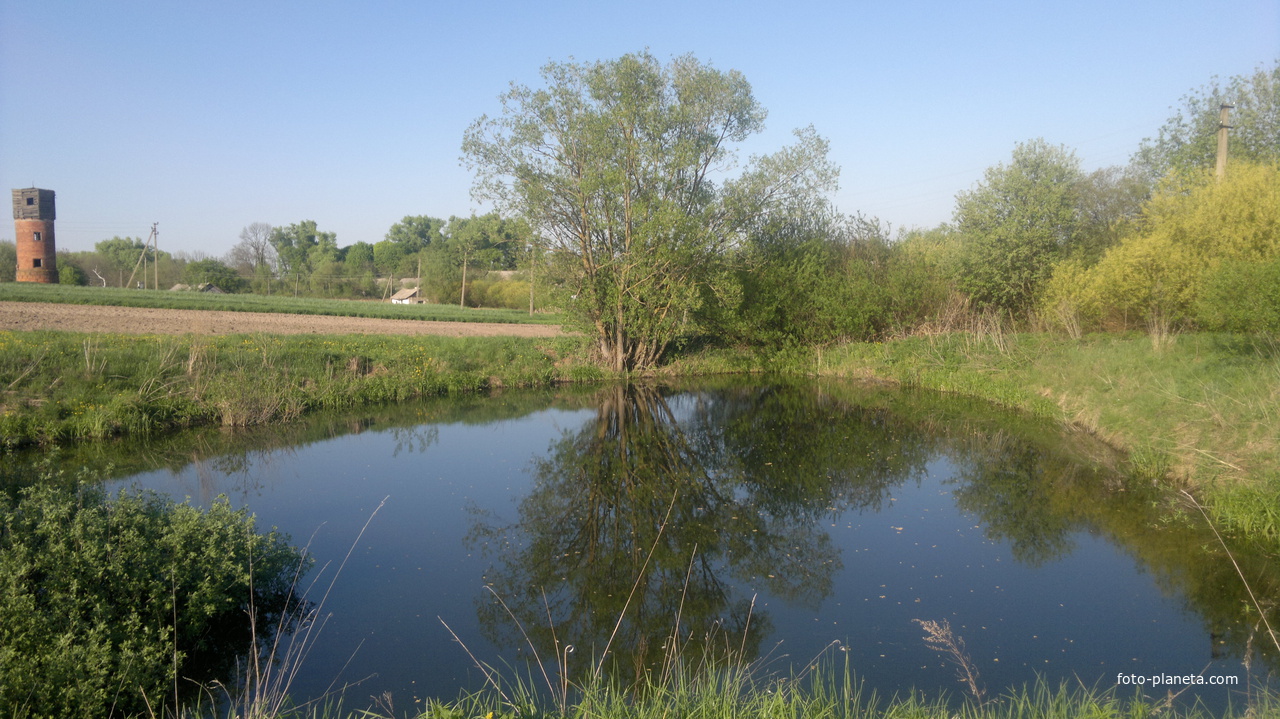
390;288;419;300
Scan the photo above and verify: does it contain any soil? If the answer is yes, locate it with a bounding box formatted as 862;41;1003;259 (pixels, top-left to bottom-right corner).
0;301;565;338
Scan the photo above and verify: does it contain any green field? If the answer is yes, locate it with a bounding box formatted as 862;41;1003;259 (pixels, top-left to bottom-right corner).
0;283;563;325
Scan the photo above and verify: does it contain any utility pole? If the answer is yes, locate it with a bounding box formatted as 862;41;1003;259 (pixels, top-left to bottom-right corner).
1216;103;1234;182
126;223;159;289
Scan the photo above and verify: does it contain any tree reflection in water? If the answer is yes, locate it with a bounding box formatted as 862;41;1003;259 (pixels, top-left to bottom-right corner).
468;381;1279;689
467;382;937;682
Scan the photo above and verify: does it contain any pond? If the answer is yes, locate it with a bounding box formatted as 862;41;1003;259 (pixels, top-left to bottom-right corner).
11;379;1278;711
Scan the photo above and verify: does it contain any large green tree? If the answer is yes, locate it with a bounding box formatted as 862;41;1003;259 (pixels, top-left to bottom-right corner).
463;51;837;370
269;221;337;293
385;215;446;254
954;139;1083;312
1132;60;1280;182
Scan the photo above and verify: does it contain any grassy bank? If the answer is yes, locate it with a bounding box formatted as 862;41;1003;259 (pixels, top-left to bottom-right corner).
0;283;563;324
0;330;600;449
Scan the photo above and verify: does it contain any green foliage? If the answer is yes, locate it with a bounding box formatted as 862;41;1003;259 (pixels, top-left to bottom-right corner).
57;260;87;286
372;239;408;277
0;480;305;718
715;213;916;346
182;257;247;292
1133;59;1280;181
94;236;155;275
894;223;964;283
462;275;535;310
0;240;15;282
342;241;375;273
464;50;837;370
1073;164;1151;264
1045;162;1280;329
955;139;1083;312
1198;256;1280;334
385;215;446;254
270;221;338;285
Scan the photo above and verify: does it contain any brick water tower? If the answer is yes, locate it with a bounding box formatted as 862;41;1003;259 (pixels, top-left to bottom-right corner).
12;188;57;283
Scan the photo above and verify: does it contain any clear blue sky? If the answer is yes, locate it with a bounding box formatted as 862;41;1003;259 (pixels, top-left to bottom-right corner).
2;0;1276;256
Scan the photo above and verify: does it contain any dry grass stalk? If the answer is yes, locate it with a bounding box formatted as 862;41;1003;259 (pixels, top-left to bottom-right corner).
1180;490;1280;655
914;618;986;705
1052;300;1083;340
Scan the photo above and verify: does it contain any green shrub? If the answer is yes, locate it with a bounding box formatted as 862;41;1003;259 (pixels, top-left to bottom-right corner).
58;262;87;286
1044;162;1280;330
182;258;248;293
0;241;15;282
1197;256;1280;334
0;478;307;718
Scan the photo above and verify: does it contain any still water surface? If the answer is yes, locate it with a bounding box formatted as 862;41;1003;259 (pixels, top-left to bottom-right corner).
97;380;1276;710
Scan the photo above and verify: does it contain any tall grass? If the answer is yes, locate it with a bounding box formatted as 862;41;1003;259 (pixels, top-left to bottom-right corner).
184;664;1272;719
0;283;563;325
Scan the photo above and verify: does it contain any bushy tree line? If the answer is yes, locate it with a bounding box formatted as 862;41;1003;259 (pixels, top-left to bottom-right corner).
1045;162;1280;333
464;53;1277;367
43;212;542;308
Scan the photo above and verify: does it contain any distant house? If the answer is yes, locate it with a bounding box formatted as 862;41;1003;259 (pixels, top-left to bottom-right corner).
169;283;226;293
390;287;421;304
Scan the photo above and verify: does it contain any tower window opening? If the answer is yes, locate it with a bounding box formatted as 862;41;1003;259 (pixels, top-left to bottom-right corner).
33;231;41;242
26;197;34;206
33;258;42;268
